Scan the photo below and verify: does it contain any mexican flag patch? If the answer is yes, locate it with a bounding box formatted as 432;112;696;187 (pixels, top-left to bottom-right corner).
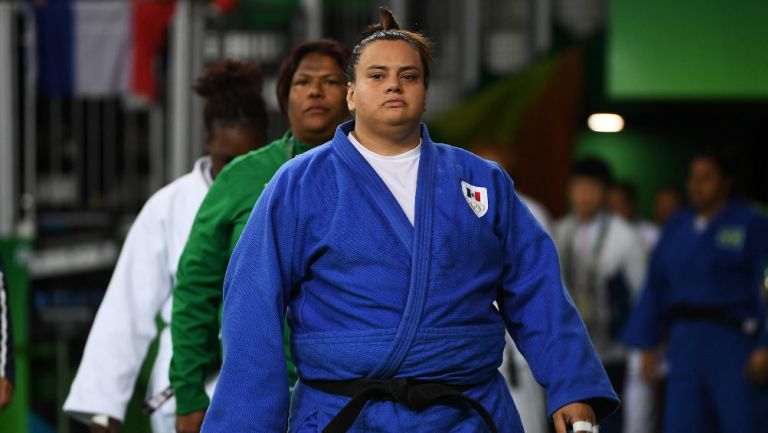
461;181;488;218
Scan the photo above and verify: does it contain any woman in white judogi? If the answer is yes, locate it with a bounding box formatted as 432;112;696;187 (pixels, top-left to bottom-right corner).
63;60;267;433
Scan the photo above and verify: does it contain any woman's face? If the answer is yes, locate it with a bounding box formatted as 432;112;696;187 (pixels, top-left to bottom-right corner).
346;39;426;135
286;52;349;145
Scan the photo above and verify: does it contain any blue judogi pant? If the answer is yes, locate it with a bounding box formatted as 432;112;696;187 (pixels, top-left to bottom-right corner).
664;321;768;433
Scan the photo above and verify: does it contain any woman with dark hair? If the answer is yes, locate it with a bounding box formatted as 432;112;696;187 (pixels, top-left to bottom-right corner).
203;9;617;433
63;59;267;433
623;152;768;433
169;40;351;433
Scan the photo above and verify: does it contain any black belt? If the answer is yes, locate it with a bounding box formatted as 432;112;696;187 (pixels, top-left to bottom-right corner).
667;306;759;337
303;377;499;433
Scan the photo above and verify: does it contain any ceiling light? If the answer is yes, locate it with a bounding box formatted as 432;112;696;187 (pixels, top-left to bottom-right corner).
588;113;624;133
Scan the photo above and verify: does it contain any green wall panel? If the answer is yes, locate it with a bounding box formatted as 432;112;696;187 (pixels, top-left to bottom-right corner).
608;0;768;99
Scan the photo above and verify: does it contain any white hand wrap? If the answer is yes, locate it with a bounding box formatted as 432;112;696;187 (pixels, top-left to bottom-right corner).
572;421;599;433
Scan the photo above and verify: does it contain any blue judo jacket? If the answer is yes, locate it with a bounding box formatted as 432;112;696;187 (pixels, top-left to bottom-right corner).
203;122;618;433
622;200;768;350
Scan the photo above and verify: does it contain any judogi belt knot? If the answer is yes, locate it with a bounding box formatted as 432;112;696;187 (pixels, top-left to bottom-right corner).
304;377;499;433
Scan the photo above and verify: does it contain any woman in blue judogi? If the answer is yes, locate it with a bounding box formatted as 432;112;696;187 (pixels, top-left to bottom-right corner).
202;9;618;433
622;153;768;433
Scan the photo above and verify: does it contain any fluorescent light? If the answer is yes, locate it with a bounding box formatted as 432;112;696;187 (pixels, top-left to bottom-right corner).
588;113;624;133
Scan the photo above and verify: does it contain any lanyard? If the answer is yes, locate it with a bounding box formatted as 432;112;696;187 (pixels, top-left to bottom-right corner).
563;212;610;296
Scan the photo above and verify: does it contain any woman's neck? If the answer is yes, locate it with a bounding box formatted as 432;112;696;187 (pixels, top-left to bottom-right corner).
696;197;728;221
351;122;421;156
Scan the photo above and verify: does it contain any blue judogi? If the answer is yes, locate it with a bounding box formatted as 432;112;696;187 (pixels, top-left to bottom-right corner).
622;201;768;433
202;121;618;433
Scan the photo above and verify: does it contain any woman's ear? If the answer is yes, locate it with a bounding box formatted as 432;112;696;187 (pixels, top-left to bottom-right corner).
346;82;356;113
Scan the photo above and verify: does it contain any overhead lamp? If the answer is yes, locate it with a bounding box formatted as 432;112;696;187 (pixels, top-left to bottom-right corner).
587;113;624;133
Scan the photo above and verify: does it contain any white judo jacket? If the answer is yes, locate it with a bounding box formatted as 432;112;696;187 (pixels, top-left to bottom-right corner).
553;211;648;362
64;157;213;425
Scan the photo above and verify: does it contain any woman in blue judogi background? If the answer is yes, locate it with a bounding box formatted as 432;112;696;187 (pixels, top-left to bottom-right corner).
623;151;768;433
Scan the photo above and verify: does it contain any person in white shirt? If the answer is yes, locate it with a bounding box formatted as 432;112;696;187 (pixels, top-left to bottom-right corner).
63;60;268;433
553;157;648;433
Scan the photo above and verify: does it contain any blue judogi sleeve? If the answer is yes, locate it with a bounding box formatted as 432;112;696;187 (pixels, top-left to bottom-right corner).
495;171;619;421
201;167;298;433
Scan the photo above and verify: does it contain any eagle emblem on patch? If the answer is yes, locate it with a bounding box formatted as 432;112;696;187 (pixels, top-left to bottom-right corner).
461;181;488;218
